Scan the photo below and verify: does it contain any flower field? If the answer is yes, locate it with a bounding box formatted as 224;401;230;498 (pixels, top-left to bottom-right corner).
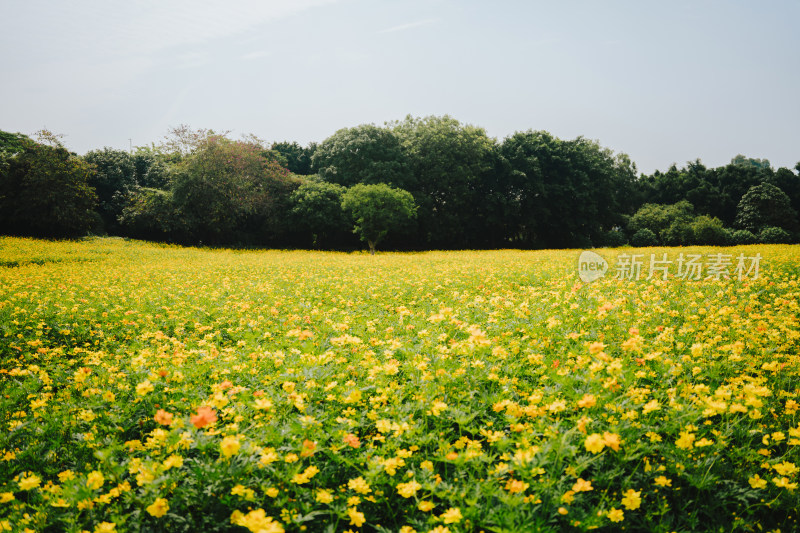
1;237;799;533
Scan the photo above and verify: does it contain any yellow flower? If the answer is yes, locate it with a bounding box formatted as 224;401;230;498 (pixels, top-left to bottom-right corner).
621;489;641;510
348;476;371;494
675;431;696;450
397;480;422;498
430;401;448;416
602;432;621;451
86;470;104;490
291;465;320;485
399;527;417;533
440;507;462;524
577;394;596;408
163;455;183;470
558;507;568;515
347;506;366;527
607;508;624;522
773;477;798;490
136;380;154;396
773;461;798;477
418;500;435;512
231;509;284;533
0;492;14;503
94;522;116;533
505;478;529;493
220;436;241;458
584;433;605;454
572;478;593;493
316;489;334;504
18;473;41;491
146;498;169;517
429;527;450;533
642;399;660;414
231;485;255;500
654;476;672;487
265;487;279;498
254;397;273;410
749;475;767;489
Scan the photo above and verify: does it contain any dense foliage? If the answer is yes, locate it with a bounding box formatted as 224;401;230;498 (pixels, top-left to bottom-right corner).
1;119;799;250
0;238;798;532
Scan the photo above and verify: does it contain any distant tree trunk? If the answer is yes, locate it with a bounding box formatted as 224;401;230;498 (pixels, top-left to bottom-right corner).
368;240;376;255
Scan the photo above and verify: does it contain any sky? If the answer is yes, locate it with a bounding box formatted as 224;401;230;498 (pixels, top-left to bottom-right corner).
1;0;798;175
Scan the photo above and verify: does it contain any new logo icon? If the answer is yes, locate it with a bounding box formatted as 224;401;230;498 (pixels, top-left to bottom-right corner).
578;251;608;282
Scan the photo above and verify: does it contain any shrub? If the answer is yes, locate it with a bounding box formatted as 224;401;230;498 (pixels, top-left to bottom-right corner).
601;229;628;247
630;228;658;247
690;216;729;245
758;226;792;244
730;229;757;245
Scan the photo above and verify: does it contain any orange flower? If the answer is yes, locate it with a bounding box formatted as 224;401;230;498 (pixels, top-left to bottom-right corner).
154;409;173;426
300;439;317;457
190;406;217;429
343;433;361;448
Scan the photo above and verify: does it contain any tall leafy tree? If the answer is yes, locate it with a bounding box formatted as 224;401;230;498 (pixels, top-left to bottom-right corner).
734;182;799;234
0;134;96;237
341;183;416;254
84;148;137;232
171;134;299;245
289;180;350;248
499;131;636;248
313;125;411;188
272;141;316;175
393;115;496;248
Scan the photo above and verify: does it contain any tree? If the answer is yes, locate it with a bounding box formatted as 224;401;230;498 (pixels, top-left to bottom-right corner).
118;188;182;241
689;215;728;245
0;134;97;237
171;134;299;245
312;125;411;188
341;183;416;254
272;141;316;175
0;130;29;156
500;130;638;248
132;146;173;189
84;148;137;232
734;182;799;234
393;115;497;248
628;201;694;245
289;180;349;248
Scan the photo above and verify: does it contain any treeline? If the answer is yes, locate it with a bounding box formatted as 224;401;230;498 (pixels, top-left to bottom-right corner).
1;118;799;251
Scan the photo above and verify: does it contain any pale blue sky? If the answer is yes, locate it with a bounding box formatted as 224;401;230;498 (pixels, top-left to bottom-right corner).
1;0;798;174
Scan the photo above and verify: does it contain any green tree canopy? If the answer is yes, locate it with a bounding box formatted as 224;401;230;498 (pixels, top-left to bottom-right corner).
341;183;416;254
272;141;316;175
734;182;799;235
499;130;637;248
289;180;349;248
393;115;496;248
0;135;97;237
84;148;137;231
313;124;411;189
171;134;299;245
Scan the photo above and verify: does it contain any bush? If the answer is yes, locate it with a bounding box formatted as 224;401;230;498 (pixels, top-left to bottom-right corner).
630;228;658;247
730;229;757;245
758;226;792;244
661;220;693;246
119;188;182;241
601;229;628;247
690;216;729;245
